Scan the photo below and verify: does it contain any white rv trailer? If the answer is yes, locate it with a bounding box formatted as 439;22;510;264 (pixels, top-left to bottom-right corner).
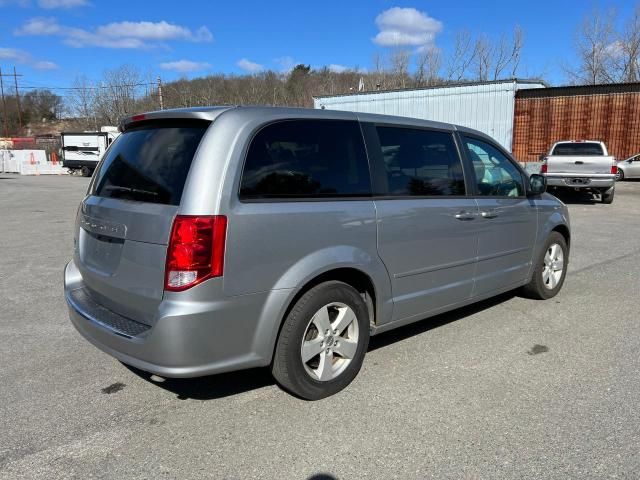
61;126;120;176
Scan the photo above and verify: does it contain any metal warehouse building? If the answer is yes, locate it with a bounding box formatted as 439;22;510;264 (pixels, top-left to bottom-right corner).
313;79;546;151
314;79;640;162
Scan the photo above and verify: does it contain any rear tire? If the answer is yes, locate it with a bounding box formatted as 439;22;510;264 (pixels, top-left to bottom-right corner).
271;281;370;400
601;187;614;204
521;232;568;300
80;166;91;177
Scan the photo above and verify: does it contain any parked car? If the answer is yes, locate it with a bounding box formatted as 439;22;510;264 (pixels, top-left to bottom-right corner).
64;107;571;400
616;153;640;180
541;140;617;203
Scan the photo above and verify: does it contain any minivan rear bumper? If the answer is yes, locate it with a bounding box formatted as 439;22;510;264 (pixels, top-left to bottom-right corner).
64;260;288;378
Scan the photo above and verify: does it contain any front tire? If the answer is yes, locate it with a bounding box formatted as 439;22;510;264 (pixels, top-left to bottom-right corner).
616;169;624;181
521;232;568;300
271;281;370;400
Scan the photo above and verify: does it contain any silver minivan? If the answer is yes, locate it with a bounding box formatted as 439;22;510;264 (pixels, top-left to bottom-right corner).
64;106;570;400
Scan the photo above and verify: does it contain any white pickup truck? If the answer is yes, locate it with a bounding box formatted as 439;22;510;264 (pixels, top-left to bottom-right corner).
541;140;617;204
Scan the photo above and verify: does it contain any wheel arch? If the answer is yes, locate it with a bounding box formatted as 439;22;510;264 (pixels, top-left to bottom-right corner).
283;267;377;325
258;265;388;367
551;224;571;249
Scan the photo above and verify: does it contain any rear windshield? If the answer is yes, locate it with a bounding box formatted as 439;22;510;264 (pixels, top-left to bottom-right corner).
552;143;604;156
91;120;209;205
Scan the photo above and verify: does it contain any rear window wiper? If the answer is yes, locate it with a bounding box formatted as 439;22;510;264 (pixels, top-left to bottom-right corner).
103;185;159;197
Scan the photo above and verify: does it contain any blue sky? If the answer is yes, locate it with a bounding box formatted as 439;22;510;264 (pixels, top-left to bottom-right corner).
0;0;638;92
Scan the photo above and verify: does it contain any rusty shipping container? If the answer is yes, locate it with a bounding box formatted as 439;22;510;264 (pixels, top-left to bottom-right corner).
513;83;640;162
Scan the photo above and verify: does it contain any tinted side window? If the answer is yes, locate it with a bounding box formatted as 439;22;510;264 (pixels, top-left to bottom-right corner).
376;127;465;196
240;120;371;199
463;136;524;197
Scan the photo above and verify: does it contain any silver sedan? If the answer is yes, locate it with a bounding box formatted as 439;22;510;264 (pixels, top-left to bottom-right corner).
617;154;640;180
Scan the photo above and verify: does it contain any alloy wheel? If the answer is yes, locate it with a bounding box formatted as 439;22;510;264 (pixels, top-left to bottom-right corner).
300;302;359;381
542;243;564;290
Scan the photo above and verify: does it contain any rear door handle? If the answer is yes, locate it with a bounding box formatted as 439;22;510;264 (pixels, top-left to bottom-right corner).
481;210;499;219
454;211;476;221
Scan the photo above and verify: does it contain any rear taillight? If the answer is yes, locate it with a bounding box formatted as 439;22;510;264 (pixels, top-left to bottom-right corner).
165;215;227;291
611;165;618;174
540;163;548;174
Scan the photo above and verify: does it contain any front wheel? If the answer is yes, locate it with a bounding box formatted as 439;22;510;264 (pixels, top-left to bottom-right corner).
521;232;568;300
616;169;624;181
271;281;370;400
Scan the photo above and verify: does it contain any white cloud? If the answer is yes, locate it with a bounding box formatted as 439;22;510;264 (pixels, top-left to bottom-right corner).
328;64;348;73
15;17;61;35
0;0;30;7
33;60;59;69
0;46;58;69
605;40;624;58
237;58;264;73
38;0;88;8
160;60;211;73
15;17;213;49
96;21;212;42
0;47;30;63
372;7;442;48
274;56;295;72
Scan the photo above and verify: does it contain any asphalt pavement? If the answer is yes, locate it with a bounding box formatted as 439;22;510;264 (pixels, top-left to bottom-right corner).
1;175;639;479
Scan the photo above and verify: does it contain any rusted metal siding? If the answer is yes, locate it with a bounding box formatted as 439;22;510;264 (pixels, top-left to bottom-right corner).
513;86;640;161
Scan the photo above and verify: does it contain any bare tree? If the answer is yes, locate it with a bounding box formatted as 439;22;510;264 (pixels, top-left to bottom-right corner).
492;25;524;79
68;76;97;129
616;5;640;82
415;47;441;86
92;65;146;124
389;49;411;88
510;25;524;77
568;9;616;84
445;30;476;81
473;36;492;81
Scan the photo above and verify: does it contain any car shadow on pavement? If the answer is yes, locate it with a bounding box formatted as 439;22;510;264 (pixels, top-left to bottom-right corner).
124;291;518;401
548;189;599;205
122;362;275;401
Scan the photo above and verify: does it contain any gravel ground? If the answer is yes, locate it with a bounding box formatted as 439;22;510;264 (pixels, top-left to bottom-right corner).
1;175;639;480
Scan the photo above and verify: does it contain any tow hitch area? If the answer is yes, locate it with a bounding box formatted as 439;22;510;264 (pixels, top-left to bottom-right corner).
569;178;590;185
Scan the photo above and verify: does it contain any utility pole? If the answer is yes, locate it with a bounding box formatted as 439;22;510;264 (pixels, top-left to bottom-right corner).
0;68;22;136
13;67;22;131
0;67;8;138
157;76;164;110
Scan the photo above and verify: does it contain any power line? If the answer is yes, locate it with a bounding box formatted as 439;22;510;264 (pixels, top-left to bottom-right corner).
17;82;156;91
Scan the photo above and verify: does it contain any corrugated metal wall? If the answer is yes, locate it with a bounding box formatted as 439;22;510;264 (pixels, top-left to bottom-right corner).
513;86;640;161
314;80;545;150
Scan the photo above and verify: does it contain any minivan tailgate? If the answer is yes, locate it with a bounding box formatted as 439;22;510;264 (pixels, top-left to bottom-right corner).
71;119;210;326
74;196;177;326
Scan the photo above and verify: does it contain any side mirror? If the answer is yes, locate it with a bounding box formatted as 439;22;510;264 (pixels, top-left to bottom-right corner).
528;174;546;196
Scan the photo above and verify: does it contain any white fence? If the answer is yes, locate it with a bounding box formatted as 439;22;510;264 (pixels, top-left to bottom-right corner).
0;150;68;175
